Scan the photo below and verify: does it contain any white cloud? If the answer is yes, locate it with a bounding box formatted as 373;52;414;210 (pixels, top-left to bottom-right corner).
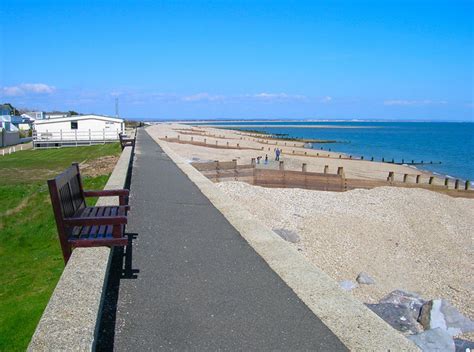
1;83;56;96
247;92;307;101
182;93;224;102
383;99;447;106
320;96;333;103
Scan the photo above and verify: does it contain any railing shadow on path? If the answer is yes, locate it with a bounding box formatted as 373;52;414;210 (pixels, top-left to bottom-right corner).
96;132;140;352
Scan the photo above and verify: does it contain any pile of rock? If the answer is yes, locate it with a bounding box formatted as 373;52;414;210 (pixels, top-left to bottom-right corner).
339;274;473;351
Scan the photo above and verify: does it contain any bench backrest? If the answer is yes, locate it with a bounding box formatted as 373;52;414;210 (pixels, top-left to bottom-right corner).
48;163;86;221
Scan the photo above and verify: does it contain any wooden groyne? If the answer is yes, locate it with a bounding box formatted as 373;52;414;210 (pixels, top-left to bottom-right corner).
161;136;263;151
191;160;474;199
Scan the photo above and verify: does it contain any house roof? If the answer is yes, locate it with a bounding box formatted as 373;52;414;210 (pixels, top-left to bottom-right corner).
34;114;124;124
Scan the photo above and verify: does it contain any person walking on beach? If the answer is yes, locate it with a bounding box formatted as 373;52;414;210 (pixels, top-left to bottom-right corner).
265;154;268;165
275;148;281;161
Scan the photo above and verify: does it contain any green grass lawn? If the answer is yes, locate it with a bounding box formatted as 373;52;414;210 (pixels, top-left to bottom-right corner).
0;144;121;351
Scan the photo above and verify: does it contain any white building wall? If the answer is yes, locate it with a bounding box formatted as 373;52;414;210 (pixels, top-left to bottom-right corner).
34;116;124;142
35;118;123;133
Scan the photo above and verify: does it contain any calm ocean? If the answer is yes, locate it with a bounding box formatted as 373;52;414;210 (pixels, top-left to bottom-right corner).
197;121;474;181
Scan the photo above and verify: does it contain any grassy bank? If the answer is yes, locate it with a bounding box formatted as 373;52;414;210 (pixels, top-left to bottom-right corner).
0;144;121;351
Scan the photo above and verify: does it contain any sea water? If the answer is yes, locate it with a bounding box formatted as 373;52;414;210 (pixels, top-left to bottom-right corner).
199;121;474;181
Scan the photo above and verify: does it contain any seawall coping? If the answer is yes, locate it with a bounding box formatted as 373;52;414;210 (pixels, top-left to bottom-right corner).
28;146;133;352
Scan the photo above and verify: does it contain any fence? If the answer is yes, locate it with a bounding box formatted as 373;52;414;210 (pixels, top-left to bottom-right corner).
33;129;121;148
191;160;473;199
0;129;20;147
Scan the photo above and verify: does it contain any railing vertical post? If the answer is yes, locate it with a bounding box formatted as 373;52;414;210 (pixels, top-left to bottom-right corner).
89;129;91;145
75;129;77;147
103;129;105;144
60;129;63;146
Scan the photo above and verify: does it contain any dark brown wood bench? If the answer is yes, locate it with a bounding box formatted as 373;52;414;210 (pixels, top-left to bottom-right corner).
48;163;130;263
119;132;135;150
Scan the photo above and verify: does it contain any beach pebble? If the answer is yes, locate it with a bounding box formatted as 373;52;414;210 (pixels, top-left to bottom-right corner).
339;280;357;291
408;328;455;352
454;338;474;352
380;290;426;321
356;272;375;285
366;303;423;334
272;228;300;243
419;299;474;337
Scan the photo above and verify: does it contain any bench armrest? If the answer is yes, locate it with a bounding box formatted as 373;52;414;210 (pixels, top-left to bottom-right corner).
64;216;127;227
83;189;129;197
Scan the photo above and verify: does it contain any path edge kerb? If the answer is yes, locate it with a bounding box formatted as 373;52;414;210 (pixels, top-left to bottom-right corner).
148;127;419;352
28;146;133;352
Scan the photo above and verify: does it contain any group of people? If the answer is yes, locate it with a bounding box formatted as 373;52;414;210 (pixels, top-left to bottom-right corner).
255;148;282;165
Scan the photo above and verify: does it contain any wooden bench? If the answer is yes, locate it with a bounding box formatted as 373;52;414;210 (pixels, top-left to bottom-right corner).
48;163;130;263
119;132;135;150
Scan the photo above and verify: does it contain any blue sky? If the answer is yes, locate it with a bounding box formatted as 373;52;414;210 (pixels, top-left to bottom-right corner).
1;0;473;121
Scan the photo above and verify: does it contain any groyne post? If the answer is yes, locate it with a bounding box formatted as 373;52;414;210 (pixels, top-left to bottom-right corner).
403;174;408;183
302;163;307;172
337;167;345;177
237;143;240;149
191;137;194;141
279;161;284;170
387;172;394;182
465;180;470;190
251;158;256;166
215;141;218;146
455;179;460;189
416;175;421;184
361;156;364;160
429;176;434;185
444;178;449;187
227;142;229;147
177;135;180;140
204;138;207;144
324;165;329;174
165;135;168;139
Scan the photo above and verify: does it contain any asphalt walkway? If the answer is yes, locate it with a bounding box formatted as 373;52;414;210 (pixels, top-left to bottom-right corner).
112;129;347;351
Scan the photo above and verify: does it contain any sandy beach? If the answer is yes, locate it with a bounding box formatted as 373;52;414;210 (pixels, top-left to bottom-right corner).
148;123;441;183
147;123;474;339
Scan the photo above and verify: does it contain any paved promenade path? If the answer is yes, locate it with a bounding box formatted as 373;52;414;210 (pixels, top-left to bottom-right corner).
113;130;347;351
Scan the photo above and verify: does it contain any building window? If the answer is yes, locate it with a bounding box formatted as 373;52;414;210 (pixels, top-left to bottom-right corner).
71;121;78;129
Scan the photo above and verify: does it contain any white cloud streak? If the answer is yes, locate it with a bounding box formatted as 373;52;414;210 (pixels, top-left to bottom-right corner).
1;83;56;97
383;99;447;106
